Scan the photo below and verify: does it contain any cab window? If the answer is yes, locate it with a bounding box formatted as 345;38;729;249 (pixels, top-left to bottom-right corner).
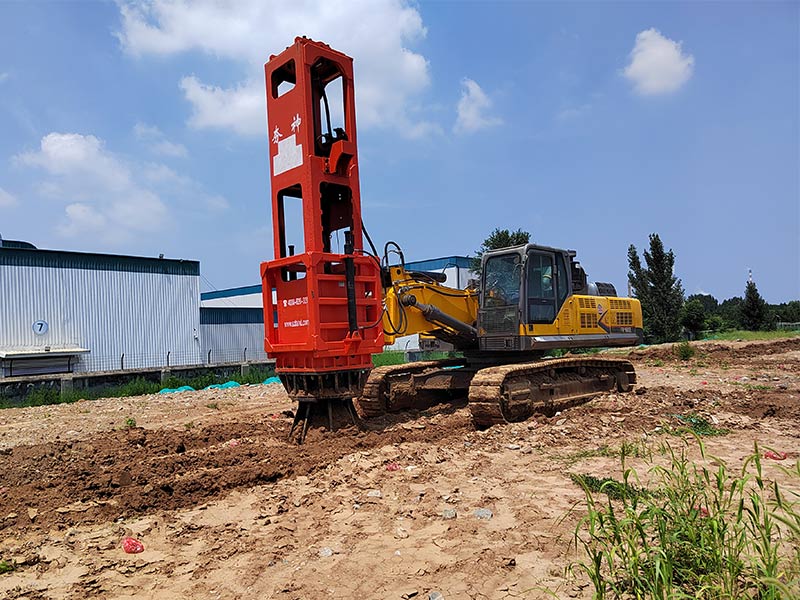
483;254;521;308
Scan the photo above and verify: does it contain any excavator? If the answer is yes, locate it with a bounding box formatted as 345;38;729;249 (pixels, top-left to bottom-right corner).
260;38;643;442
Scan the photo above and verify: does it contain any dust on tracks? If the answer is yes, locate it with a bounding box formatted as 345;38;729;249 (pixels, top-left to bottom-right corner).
0;409;472;532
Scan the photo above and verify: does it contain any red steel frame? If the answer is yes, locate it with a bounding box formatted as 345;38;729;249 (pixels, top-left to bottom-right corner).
261;38;384;380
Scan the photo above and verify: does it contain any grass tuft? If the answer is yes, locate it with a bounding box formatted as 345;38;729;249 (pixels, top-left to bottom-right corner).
570;473;652;501
668;413;729;437
571;440;800;599
674;340;696;361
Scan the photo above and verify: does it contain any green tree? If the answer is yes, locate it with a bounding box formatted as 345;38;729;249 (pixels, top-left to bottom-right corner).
687;293;719;316
772;300;800;323
681;298;706;339
719;297;743;329
703;314;725;332
741;280;769;331
470;228;531;274
627;234;684;343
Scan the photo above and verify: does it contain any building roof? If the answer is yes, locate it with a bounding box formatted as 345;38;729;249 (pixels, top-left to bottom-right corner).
199;256;472;301
201;284;262;301
0;246;200;276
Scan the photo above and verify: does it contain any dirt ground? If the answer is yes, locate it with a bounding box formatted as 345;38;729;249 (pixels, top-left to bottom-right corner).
1;338;798;599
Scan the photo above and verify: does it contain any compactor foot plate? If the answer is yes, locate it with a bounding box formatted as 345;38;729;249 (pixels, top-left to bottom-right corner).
287;398;360;444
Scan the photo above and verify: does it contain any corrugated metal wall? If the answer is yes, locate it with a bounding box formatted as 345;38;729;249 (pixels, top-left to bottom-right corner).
199;308;268;363
0;264;201;372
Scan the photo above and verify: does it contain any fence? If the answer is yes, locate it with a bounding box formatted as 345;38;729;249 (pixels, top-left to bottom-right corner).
77;346;270;373
776;322;800;331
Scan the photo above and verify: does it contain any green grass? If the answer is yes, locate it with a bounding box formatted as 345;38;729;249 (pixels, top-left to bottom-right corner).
570;473;653;501
674;340;696;361
667;413;730;437
561;440;651;466
732;382;773;392
0;559;14;574
703;329;800;341
0;365;276;410
372;350;459;367
372;350;408;367
571;440;800;599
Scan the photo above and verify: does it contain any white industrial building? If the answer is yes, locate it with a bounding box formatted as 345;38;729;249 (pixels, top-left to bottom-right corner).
0;240;201;377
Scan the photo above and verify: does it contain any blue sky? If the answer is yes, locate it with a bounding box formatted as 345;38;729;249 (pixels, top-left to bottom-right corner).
0;1;797;303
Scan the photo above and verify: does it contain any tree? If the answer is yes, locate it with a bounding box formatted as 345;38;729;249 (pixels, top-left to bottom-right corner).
627;233;684;343
470;228;531;274
687;293;719;316
741;280;769;331
772;300;800;323
719;297;743;330
681;298;706;339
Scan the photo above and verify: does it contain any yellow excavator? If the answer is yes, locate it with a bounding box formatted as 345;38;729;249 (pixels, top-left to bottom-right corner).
358;242;643;428
260;37;643;440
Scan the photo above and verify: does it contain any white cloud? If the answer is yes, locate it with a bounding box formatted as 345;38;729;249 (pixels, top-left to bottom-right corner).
623;28;694;95
0;186;18;208
454;78;502;134
15;133;167;243
117;0;434;137
179;77;264;136
134;122;188;157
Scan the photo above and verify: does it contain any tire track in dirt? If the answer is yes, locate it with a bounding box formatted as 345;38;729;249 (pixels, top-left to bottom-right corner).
0;408;473;532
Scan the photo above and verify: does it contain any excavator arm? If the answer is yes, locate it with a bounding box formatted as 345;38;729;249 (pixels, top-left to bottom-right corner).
382;264;479;350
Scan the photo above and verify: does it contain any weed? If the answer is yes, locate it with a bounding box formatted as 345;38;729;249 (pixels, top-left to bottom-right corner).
206;402;219;410
689;368;698;376
619;438;651;460
0;559;14;574
570;473;652;501
571;440;800;599
123;417;137;429
675;340;695;361
651;358;665;367
184;421;195;430
668;413;729;437
733;382;773;392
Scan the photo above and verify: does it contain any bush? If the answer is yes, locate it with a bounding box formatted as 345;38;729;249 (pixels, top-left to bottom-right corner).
674;340;695;361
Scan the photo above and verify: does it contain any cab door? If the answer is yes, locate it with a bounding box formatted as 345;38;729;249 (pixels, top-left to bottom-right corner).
525;251;570;327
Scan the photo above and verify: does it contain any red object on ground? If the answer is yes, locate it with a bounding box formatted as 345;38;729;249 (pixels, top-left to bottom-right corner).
121;537;144;554
693;506;709;518
701;381;708;385
764;451;788;461
385;462;401;472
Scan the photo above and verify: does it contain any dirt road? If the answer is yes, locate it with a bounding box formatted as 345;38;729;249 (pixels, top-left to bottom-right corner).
1;338;798;599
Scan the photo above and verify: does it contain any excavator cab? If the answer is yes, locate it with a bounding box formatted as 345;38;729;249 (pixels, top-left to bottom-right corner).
478;244;642;352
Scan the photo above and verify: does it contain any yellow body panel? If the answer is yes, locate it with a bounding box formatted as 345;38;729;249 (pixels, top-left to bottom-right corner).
520;295;643;336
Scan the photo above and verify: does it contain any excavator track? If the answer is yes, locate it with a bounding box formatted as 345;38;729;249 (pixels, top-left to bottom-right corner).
356;355;636;427
468;356;636;428
357;358;468;418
